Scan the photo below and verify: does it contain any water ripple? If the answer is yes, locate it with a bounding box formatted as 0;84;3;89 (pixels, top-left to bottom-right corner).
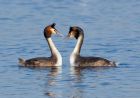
0;0;140;98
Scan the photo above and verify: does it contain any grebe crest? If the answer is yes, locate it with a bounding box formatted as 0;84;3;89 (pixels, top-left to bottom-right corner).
67;26;84;39
44;23;57;38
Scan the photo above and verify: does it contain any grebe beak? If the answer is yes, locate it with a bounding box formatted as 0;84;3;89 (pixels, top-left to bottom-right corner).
64;34;71;40
55;29;64;37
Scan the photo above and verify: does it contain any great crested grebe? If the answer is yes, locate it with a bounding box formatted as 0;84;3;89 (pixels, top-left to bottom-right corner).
67;26;116;67
18;23;62;67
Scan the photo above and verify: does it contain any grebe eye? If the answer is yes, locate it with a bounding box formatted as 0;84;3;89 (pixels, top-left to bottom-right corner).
54;29;56;32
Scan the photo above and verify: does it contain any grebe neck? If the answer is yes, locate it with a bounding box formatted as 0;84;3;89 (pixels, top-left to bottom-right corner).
47;37;62;66
72;33;84;55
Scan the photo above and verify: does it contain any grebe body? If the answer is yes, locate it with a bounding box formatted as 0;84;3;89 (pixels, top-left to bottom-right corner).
67;26;116;67
19;23;62;67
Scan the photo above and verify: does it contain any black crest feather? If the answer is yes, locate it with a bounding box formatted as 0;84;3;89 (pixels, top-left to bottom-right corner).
51;23;56;28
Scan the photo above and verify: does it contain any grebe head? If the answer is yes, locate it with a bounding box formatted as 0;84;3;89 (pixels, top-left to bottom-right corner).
67;26;84;39
44;23;60;38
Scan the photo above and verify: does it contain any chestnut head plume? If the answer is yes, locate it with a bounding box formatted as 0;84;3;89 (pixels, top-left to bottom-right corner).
44;23;58;38
67;26;84;39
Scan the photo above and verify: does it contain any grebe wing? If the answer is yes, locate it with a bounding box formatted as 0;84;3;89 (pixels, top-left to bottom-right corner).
79;56;110;62
76;56;115;67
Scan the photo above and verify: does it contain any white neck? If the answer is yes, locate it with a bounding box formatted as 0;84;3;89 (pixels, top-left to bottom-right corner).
47;37;62;66
73;35;83;54
70;34;83;66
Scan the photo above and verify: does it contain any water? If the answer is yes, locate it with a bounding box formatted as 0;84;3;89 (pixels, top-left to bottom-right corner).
0;0;140;98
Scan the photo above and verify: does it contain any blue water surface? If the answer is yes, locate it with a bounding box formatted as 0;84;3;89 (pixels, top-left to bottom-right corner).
0;0;140;98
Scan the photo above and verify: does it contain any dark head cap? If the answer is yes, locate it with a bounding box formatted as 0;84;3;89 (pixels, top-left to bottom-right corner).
67;26;83;39
44;23;57;38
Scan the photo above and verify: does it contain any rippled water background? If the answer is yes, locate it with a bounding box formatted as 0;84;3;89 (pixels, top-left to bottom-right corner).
0;0;140;98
